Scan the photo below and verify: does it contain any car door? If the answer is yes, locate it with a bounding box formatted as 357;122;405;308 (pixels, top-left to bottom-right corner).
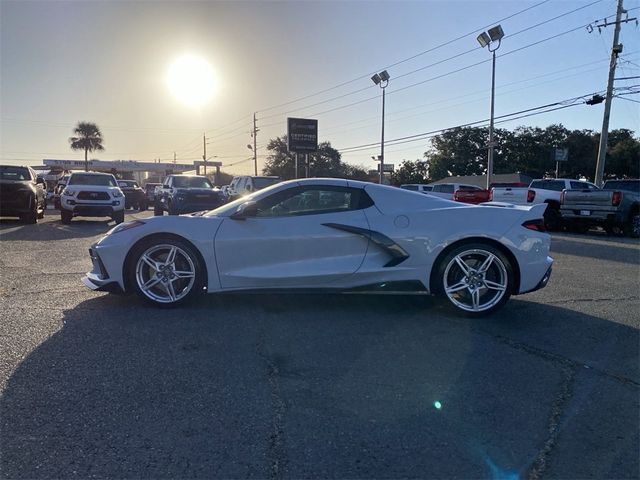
214;184;371;289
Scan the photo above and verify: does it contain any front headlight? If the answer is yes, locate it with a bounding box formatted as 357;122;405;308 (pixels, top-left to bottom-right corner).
112;189;123;198
106;220;145;236
62;189;75;196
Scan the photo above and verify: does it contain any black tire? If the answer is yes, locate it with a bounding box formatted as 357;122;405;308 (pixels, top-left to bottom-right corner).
139;201;147;211
168;202;178;215
153;203;163;216
127;235;205;307
565;221;589;234
60;210;72;224
543;205;562;231
434;242;515;317
623;211;640;238
113;210;125;224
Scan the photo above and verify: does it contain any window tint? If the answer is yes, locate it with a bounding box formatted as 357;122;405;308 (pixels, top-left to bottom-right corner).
604;180;640;193
401;185;419;191
434;184;454;193
252;177;280;189
172;176;212;188
457;185;481;191
570;181;593;190
254;186;369;217
0;166;30;180
422;185;433;191
68;174;116;186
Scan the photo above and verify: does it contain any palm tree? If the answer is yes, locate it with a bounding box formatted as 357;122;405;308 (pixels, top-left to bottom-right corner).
69;122;104;172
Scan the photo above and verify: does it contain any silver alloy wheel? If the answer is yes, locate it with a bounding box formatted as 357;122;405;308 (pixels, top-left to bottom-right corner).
135;244;196;304
443;248;508;313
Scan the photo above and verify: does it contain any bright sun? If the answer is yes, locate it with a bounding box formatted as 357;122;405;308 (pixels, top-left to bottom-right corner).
166;54;217;108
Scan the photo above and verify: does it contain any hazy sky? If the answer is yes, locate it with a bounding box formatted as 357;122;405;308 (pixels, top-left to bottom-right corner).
1;0;638;174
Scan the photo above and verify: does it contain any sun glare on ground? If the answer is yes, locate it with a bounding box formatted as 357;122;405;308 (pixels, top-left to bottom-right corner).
166;54;217;108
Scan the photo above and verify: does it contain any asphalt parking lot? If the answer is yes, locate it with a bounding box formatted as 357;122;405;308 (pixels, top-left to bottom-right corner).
1;209;638;479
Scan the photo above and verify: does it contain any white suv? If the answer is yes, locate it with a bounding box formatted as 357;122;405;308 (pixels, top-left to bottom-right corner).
60;172;125;224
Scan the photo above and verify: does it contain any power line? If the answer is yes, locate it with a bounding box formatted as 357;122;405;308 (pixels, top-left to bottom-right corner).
337;91;607;153
257;1;607;123
254;0;553;114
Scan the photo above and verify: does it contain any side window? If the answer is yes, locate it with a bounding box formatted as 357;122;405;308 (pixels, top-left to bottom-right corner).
254;186;369;218
530;180;544;190
550;181;565;191
438;184;454;193
402;185;418;191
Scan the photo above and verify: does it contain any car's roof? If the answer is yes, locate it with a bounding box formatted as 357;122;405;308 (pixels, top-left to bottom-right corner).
70;171;113;176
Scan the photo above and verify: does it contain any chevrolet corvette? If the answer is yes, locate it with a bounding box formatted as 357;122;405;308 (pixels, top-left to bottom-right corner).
82;178;553;315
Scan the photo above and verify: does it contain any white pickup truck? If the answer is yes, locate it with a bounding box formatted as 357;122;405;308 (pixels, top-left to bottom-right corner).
491;178;599;230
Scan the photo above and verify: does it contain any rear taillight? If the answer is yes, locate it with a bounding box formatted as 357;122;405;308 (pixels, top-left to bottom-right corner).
612;191;622;206
560;190;566;205
522;219;546;232
527;189;536;203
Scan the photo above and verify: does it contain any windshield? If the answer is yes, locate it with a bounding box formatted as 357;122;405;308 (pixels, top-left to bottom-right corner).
252;177;280;189
118;181;139;188
603;180;640;193
0;166;30;181
173;176;212;189
68;174;117;187
205;181;286;216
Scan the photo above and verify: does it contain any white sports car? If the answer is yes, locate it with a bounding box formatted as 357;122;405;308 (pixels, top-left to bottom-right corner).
82;178;553;315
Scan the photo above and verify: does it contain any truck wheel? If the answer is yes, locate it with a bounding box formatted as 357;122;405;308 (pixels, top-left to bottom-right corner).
154;203;163;216
543;206;562;231
623;211;640;238
60;210;72;224
168;202;178;215
139;201;147;211
113;210;125;224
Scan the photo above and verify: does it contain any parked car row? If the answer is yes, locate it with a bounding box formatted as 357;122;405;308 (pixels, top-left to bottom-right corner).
0;165;47;223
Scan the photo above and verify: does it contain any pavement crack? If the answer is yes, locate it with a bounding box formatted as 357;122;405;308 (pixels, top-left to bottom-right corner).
527;365;577;480
256;335;287;480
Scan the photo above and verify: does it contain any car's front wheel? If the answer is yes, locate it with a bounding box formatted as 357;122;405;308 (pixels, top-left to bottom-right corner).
112;210;125;224
435;243;514;316
60;209;72;224
128;237;204;306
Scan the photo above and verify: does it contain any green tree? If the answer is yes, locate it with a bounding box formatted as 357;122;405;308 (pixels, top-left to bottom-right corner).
69;122;105;172
390;159;429;186
262;135;368;180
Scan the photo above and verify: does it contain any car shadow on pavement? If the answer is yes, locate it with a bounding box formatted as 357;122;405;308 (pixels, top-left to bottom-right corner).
0;215;115;241
1;293;638;479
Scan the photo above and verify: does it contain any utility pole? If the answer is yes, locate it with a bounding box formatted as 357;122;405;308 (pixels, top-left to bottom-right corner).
173;152;176;165
203;133;209;175
253;113;258;176
594;0;625;187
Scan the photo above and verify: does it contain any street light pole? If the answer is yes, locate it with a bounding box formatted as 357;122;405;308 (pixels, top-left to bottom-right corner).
380;85;386;185
487;48;497;190
477;25;504;190
371;70;390;185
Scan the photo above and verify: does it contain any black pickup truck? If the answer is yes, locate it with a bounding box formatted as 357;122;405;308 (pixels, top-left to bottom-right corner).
154;175;225;215
0;165;46;223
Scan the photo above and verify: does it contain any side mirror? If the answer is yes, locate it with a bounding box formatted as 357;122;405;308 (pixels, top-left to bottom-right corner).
163;185;170;189
230;201;257;220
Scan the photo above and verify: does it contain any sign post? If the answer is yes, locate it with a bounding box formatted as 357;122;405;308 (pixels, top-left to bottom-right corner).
554;148;569;178
288;118;318;179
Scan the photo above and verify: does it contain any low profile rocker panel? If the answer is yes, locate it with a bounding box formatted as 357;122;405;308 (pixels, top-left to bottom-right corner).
322;223;410;267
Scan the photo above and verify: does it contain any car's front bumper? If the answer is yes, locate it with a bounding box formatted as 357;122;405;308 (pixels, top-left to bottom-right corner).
62;198;123;217
82;245;123;292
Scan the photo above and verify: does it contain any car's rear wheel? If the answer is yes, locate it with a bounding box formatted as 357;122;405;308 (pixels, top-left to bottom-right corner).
129;237;204;306
543;205;562;231
436;243;514;316
60;209;72;224
623;210;640;238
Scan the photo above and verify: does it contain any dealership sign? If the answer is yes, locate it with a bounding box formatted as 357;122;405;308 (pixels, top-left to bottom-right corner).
554;148;569;162
287;118;318;153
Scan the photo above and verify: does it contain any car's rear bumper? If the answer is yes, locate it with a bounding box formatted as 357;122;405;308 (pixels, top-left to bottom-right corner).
560;207;623;224
520;263;552;294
